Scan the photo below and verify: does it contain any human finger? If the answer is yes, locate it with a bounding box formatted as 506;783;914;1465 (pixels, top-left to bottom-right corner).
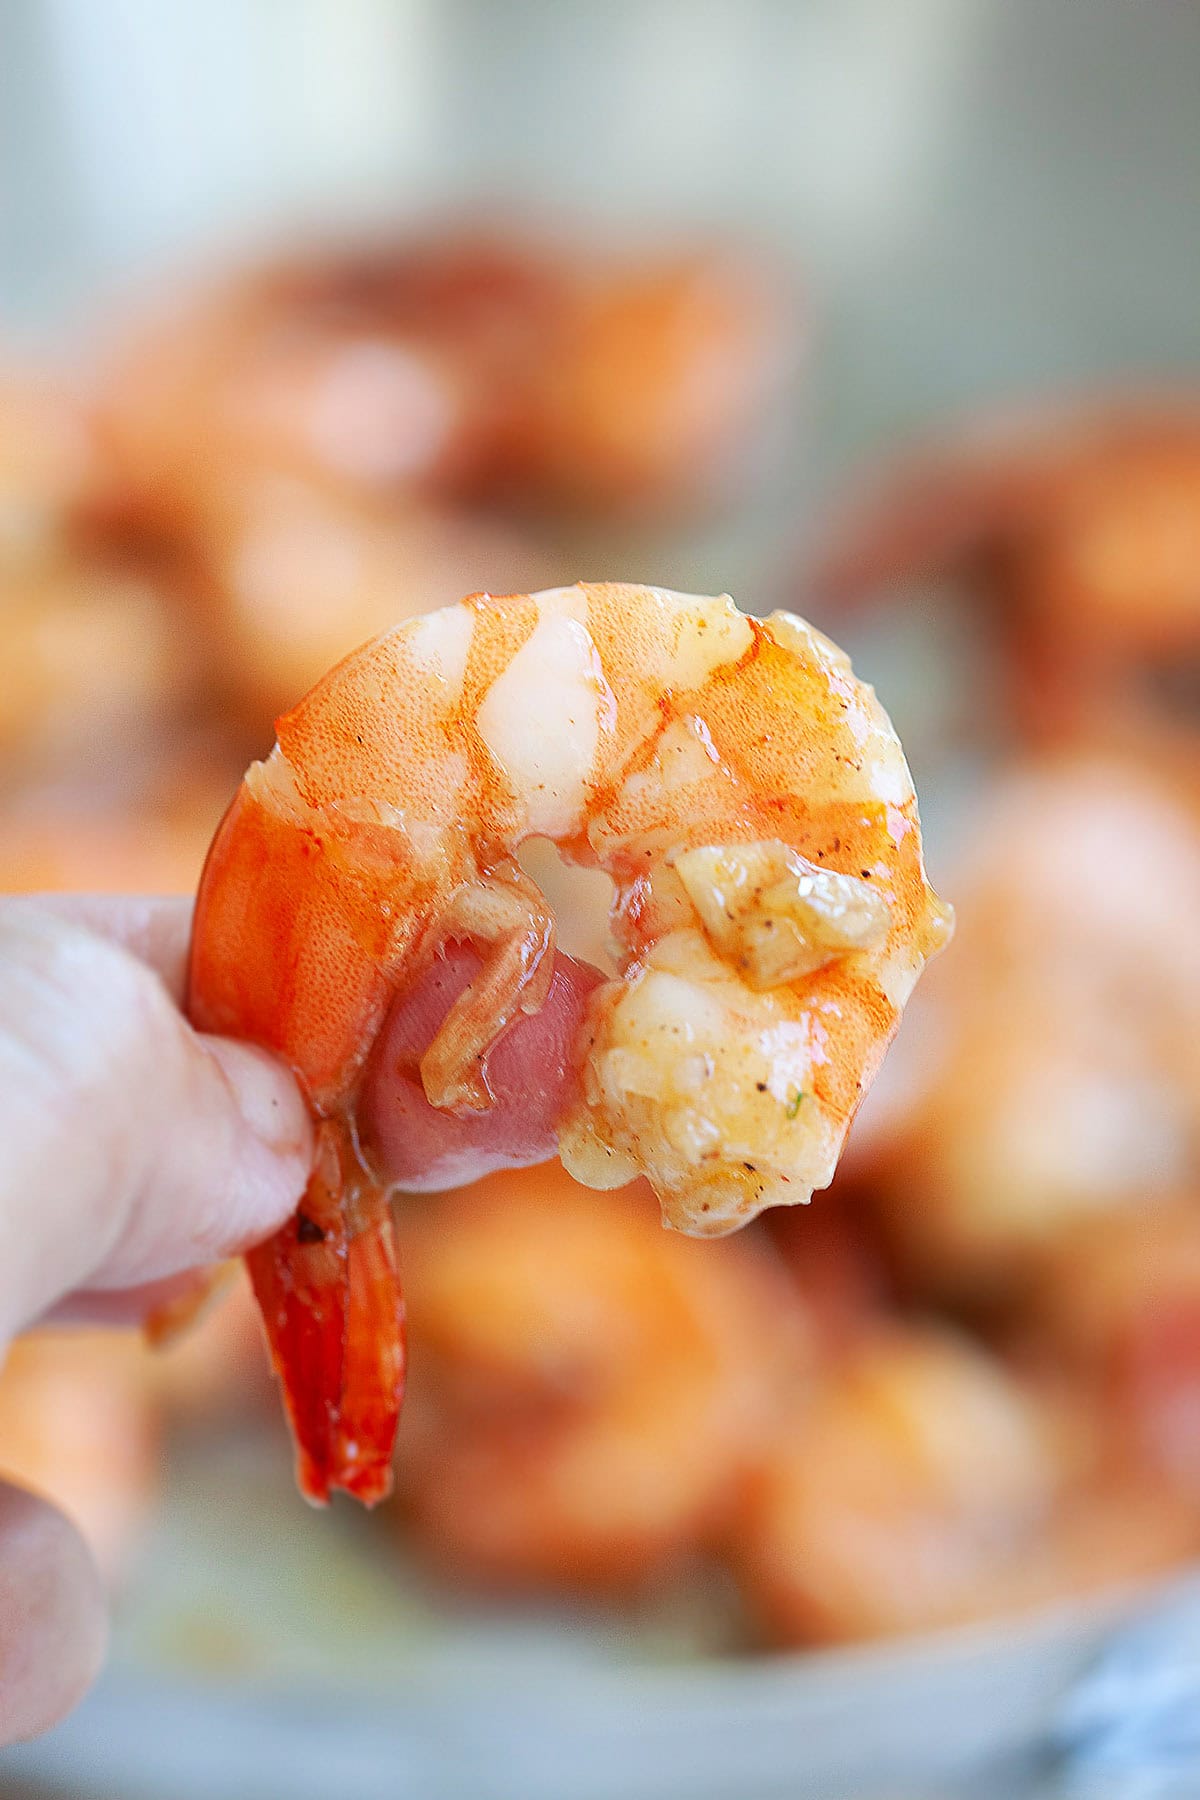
0;901;311;1338
0;1481;107;1746
18;893;193;1003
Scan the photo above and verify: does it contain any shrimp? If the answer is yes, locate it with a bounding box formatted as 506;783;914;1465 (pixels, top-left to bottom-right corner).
187;582;950;1503
97;234;792;527
0;560;187;787
183;472;555;725
734;1326;1200;1646
0;370;95;559
0;374;190;789
394;1163;802;1593
806;396;1200;767
0;1333;157;1587
855;753;1200;1302
0;753;235;899
1021;1198;1200;1495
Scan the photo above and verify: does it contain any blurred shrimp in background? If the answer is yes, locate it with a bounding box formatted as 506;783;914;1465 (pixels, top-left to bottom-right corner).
848;751;1200;1305
4;3;1200;1796
93;233;795;523
394;1163;805;1595
734;1325;1200;1648
0;1334;157;1588
0;370;191;793
805;400;1200;780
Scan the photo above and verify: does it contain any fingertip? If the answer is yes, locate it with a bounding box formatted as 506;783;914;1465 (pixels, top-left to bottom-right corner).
0;908;315;1329
0;1483;108;1745
195;1038;314;1254
202;1038;312;1161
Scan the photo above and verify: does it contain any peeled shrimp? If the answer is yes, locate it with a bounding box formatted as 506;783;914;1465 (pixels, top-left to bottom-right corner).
0;559;188;787
0;375;189;787
855;753;1200;1302
0;803;208;897
183;472;556;725
807;397;1200;765
0;371;94;559
187;582;949;1502
735;1326;1200;1646
0;759;235;899
395;1163;802;1592
1022;1198;1200;1495
97;235;791;526
0;1334;157;1586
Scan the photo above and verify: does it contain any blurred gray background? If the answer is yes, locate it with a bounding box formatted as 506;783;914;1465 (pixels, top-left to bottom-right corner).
3;0;1200;490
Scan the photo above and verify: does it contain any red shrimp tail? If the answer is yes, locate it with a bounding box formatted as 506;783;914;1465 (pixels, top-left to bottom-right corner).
332;1198;407;1503
246;1119;406;1507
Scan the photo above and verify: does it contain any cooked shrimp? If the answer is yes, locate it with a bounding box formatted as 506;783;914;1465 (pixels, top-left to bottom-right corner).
0;375;190;786
0;371;94;561
0;560;189;785
0;767;233;898
0;805;204;897
183;473;555;724
97;235;790;524
735;1326;1200;1646
762;1179;892;1354
187;582;949;1502
0;1333;157;1586
1021;1198;1200;1495
395;1163;803;1593
855;753;1200;1302
807;397;1200;764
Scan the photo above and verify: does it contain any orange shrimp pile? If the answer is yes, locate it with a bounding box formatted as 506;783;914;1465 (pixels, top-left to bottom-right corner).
0;229;794;893
806;398;1200;773
394;1163;802;1592
379;1162;1200;1644
0;371;191;795
187;582;949;1503
852;753;1200;1303
735;1324;1200;1645
96;234;791;526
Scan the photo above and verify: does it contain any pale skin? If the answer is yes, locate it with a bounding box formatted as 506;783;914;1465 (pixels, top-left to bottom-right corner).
0;893;595;1744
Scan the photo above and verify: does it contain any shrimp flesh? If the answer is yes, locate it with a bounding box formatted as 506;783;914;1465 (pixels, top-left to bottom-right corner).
97;235;792;527
394;1162;802;1593
187;582;950;1502
855;753;1200;1302
806;395;1200;766
735;1324;1200;1646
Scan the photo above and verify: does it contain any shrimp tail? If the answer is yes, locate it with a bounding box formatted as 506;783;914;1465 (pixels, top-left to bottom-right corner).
246;1119;405;1505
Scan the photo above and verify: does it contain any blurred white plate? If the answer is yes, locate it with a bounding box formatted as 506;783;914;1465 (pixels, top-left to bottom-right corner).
2;1425;1183;1800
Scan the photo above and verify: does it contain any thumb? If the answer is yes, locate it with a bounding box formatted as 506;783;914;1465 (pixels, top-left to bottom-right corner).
0;901;312;1340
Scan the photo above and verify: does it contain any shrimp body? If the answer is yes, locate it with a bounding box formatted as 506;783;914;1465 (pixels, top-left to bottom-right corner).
98;237;788;523
858;754;1200;1301
395;1164;802;1593
187;582;949;1502
808;399;1200;769
735;1326;1200;1646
